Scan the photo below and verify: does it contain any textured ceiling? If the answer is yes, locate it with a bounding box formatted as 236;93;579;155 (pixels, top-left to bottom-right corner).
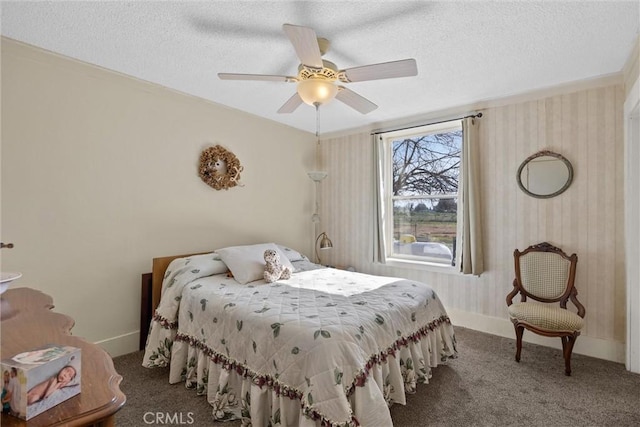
1;1;638;135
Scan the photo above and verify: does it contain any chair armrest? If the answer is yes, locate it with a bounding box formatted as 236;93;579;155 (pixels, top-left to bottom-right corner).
570;288;586;318
506;278;519;306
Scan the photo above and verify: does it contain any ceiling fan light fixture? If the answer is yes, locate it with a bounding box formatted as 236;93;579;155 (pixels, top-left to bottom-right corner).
297;79;338;106
220;24;416;115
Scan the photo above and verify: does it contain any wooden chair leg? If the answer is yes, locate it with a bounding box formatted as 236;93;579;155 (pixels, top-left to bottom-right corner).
562;335;577;376
514;324;524;362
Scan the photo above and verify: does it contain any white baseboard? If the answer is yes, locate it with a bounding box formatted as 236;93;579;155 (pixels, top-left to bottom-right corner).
94;331;140;358
447;309;625;364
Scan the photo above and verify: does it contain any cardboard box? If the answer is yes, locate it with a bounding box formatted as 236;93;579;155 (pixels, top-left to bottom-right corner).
1;345;81;420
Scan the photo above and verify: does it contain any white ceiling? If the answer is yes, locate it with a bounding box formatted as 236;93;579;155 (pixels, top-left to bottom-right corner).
1;1;638;135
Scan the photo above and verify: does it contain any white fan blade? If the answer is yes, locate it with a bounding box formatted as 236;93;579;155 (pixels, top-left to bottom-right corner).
339;59;417;83
282;24;323;69
335;87;378;114
277;93;303;114
218;73;295;82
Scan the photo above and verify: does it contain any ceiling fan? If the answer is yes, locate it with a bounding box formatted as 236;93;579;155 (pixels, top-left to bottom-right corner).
218;24;418;115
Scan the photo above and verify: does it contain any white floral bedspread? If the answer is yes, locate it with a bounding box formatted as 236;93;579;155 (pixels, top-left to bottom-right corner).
143;255;457;426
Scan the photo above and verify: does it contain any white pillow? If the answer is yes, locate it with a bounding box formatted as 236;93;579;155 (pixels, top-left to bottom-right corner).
216;243;294;284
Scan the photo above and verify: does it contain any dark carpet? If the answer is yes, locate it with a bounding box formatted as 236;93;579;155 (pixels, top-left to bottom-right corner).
113;327;640;426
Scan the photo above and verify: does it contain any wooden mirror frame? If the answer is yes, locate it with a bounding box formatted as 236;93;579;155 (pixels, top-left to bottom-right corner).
516;150;573;199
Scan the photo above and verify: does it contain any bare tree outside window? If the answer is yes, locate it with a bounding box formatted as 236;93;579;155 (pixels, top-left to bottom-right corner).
392;131;462;196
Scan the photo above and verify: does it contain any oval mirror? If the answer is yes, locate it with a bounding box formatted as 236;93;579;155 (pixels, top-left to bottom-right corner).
517;150;573;198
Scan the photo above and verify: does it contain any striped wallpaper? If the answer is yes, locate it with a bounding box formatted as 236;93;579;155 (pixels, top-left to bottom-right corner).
318;83;625;348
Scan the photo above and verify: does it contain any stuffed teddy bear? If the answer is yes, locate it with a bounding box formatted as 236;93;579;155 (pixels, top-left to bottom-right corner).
263;249;292;283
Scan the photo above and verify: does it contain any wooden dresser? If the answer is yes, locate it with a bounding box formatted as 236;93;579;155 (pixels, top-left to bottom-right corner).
0;287;126;426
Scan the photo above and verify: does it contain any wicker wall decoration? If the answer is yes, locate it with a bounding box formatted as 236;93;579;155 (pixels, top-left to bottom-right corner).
198;145;244;190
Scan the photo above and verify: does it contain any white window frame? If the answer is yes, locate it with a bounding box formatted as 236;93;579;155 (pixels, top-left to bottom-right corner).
380;119;462;268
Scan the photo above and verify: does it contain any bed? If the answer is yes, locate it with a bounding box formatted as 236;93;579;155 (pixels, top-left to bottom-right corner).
142;243;457;426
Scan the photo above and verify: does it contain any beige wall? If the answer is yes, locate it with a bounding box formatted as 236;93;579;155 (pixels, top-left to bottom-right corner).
0;38;317;356
318;81;626;362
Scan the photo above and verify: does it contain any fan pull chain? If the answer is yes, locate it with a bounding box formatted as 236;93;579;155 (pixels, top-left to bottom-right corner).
315;102;320;139
315;102;321;168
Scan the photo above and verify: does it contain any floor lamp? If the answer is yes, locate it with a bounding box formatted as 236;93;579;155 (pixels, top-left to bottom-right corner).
308;171;332;264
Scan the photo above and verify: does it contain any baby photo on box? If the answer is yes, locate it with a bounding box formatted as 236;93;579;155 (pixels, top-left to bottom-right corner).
1;345;81;420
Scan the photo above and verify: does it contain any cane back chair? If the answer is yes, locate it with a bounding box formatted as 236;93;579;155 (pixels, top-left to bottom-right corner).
506;242;585;375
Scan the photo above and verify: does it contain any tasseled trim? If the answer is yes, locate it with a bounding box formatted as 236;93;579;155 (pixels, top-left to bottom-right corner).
153;311;178;329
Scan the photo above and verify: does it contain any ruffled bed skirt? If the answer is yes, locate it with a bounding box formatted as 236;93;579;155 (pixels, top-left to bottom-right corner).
167;321;456;427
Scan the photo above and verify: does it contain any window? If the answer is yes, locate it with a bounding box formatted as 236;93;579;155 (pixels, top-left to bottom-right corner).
378;120;462;266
